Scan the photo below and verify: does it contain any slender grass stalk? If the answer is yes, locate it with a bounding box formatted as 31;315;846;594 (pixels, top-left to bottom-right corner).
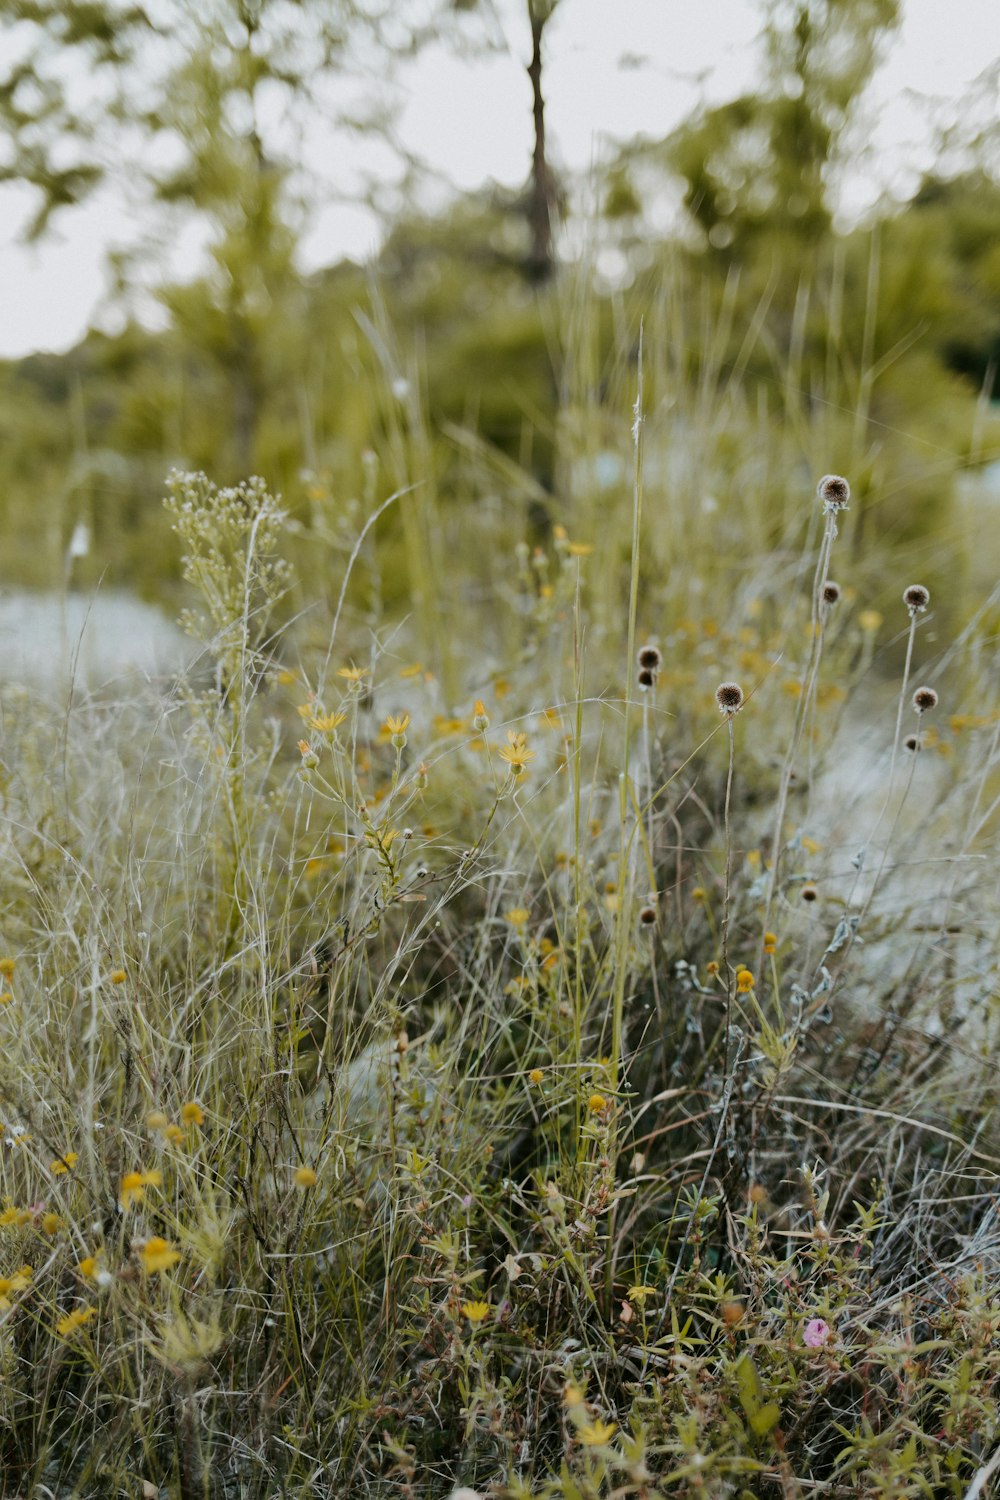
760;485;846;950
611;322;645;1092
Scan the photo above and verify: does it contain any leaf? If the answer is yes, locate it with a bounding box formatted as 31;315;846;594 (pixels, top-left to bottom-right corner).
735;1353;781;1438
750;1401;781;1437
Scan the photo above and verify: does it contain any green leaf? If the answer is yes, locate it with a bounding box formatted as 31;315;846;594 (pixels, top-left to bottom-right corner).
750;1402;781;1437
735;1353;781;1438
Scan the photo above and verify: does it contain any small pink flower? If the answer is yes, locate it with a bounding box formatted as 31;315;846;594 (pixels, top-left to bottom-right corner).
803;1318;832;1348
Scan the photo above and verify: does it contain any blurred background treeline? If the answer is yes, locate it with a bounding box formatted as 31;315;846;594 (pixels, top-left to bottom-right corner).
0;0;998;610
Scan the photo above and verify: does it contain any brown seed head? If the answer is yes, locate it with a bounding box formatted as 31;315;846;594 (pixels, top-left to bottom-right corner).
912;686;938;714
715;681;744;715
903;584;930;615
637;667;655;690
822;581;842;605
638;904;657;927
637;644;662;672
904;734;920;751
817;474;850;509
801;882;818;903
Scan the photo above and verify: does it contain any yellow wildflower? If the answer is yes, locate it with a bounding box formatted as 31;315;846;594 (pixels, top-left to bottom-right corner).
294;1165;317;1188
567;541;594;557
588;1093;608;1115
119;1169;162;1210
180;1102;204;1127
57;1305;97;1337
383;712;410;738
50;1152;79;1175
110;968;127;985
0;1265;32;1309
528;1068;544;1085
164;1124;186;1145
763;932;777;955
461;1300;490;1324
498;730;535;774
736;970;755;992
40;1212;63;1235
0;958;15;979
307;710;347;734
140;1237;181;1274
628;1285;658;1302
78;1253;103;1280
146;1111;169;1131
563;1382;585;1407
433;714;467;736
336;664;369;682
578;1420;616;1446
504;908;530;928
0;992;12;1005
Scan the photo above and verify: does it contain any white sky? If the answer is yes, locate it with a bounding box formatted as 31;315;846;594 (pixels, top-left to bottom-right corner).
0;0;997;359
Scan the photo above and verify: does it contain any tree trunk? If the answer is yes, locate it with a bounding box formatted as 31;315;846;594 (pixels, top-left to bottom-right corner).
526;3;555;283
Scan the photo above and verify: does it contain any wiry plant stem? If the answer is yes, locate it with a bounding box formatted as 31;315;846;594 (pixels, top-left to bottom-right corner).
761;507;839;950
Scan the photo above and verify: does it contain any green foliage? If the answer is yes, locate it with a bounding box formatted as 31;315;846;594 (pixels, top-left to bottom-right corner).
663;0;899;258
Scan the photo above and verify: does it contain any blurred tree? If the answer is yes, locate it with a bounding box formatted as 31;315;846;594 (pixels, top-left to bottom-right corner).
664;0;899;259
0;0;481;473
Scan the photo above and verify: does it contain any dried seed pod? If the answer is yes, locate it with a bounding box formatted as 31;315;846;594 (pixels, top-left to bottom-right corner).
715;681;744;715
817;474;850;509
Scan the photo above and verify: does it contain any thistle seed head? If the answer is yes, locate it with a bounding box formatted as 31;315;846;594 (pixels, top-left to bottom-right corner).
817;474;850;510
904;733;920;751
637;667;655;690
912;686;938;714
637;644;662;673
822;581;842;606
903;584;930;615
715;681;744;715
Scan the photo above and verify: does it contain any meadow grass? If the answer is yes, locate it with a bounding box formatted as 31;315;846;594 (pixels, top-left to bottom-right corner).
1;308;1000;1500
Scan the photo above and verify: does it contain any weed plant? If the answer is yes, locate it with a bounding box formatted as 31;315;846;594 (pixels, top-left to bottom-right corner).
1;341;999;1500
